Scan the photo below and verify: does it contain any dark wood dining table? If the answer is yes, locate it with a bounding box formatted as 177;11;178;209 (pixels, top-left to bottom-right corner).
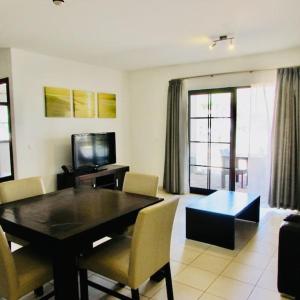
0;187;163;300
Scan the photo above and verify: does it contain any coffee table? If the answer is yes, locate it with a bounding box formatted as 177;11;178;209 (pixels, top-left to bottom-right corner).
186;190;260;249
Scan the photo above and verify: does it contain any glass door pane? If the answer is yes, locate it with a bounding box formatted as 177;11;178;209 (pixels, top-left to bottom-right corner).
235;88;251;192
189;89;234;194
0;142;12;177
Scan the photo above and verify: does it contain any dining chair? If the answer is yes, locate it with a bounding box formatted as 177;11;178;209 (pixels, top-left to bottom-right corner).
121;172;159;236
0;176;46;247
0;226;54;300
122;172;159;197
79;197;179;300
0;176;47;297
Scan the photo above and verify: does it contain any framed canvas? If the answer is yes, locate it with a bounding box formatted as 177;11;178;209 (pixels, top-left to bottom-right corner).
44;86;71;117
97;93;116;118
73;90;95;118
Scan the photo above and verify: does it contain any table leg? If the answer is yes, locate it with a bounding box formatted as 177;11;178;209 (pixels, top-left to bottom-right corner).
221;170;226;189
186;208;235;250
237;196;260;223
53;249;79;300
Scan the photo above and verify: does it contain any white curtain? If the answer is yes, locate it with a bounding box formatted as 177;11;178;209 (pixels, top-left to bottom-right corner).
247;84;275;207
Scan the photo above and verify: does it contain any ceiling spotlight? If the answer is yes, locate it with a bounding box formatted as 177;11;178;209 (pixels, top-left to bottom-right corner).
53;0;64;6
209;35;235;50
228;38;235;50
209;42;216;50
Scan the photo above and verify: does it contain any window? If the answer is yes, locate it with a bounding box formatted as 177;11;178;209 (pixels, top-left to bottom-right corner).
0;78;14;181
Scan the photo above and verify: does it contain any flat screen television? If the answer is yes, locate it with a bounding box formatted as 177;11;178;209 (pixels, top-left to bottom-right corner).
72;132;116;171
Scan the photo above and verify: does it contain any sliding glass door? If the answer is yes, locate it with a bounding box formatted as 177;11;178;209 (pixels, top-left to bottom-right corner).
189;88;236;194
189;87;253;194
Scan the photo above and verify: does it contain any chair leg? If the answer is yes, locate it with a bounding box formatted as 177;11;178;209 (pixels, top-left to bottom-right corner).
164;263;174;300
150;267;165;282
8;240;12;249
79;269;89;300
131;288;140;300
34;286;44;297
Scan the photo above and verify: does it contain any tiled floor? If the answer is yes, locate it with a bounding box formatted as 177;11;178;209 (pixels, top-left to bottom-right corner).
18;192;294;300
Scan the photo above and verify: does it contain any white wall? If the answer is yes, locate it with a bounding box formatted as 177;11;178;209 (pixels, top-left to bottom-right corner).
128;47;300;186
0;48;12;79
10;48;131;192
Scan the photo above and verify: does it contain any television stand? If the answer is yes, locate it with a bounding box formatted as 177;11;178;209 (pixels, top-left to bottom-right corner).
57;164;129;191
93;167;107;172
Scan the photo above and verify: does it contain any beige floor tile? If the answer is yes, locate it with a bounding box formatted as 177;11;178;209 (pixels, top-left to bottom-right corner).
184;239;211;252
88;287;149;300
207;276;254;300
257;269;278;291
171;260;188;276
21;283;54;300
199;293;225;300
233;250;271;269
252;231;279;246
86;274;151;300
88;274;117;288
248;287;288;300
171;246;202;264
243;239;276;256
174;266;217;291
191;253;232;274
205;245;239;259
151;281;203;300
266;256;278;272
139;280;165;298
222;261;263;284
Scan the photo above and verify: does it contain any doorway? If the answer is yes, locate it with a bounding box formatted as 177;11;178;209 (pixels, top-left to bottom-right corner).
189;87;250;194
0;78;14;182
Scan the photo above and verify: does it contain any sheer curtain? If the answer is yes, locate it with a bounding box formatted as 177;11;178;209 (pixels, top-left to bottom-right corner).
247;84;275;207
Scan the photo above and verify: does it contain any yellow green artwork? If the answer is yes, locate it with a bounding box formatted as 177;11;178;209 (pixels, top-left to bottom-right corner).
97;93;116;118
73;90;95;118
44;86;71;117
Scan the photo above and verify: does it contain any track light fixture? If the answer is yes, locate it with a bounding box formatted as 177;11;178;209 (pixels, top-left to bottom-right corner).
53;0;64;6
209;35;235;50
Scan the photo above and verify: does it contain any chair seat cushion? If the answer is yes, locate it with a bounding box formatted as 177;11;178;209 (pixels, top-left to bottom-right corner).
79;236;131;285
6;233;29;246
13;246;52;297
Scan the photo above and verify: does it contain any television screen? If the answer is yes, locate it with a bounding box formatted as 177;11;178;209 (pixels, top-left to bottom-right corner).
72;133;116;171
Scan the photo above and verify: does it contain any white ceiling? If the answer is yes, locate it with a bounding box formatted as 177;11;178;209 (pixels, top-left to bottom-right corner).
0;0;299;70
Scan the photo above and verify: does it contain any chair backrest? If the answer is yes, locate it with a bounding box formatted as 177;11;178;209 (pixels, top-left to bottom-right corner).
122;172;159;197
128;197;179;288
0;176;45;203
0;226;18;300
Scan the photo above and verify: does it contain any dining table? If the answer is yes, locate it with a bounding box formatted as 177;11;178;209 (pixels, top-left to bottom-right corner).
0;187;163;299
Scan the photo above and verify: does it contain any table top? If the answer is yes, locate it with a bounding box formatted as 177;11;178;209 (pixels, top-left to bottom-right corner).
186;190;259;217
0;187;163;242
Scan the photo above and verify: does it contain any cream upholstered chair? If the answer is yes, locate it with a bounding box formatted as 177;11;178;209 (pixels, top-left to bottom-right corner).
0;176;45;204
122;172;159;197
0;176;46;297
79;197;179;300
0;176;45;247
0;226;54;300
121;172;159;236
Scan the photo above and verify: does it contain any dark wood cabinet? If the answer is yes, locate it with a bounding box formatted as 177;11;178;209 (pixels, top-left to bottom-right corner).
57;165;129;191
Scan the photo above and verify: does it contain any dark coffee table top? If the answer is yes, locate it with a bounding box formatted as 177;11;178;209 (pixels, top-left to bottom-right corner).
186;190;259;217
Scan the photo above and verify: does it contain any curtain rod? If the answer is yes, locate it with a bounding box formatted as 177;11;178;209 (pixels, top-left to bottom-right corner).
174;67;277;81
